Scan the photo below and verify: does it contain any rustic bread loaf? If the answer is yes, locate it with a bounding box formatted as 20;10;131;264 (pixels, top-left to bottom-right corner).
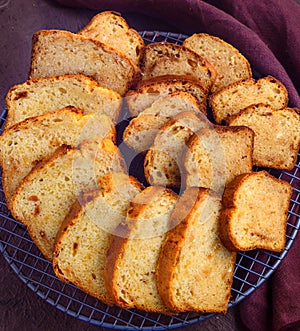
5;74;122;129
157;187;236;313
11;139;127;260
29;30;140;96
219;171;292;252
184;126;254;194
53;173;143;303
144;111;211;188
210;76;288;123
126;75;208;117
140;42;216;90
0;107;115;206
78;11;144;65
183;33;252;92
228;104;300;170
105;186;178;313
123;92;206;152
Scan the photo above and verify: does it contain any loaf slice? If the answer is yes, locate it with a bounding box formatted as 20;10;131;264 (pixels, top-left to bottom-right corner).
53;173;143;303
78;11;144;65
210;76;288;123
157;187;236;313
0;107;115;206
29;30;140;96
184;126;254;193
126;75;208;117
5;74;122;129
11;139;127;260
144;111;211;188
140;42;216;91
228;104;300;170
183;33;252;92
219;171;292;252
123;92;207;152
105;186;178;313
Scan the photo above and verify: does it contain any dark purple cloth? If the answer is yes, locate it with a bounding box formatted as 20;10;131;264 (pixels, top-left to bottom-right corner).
53;1;300;330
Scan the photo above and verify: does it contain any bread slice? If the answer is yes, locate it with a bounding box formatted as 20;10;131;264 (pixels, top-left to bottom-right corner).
53;173;143;303
0;107;115;206
78;11;144;65
105;186;178;313
228;104;300;170
11;139;127;260
144;111;211;188
29;30;140;96
184;126;254;193
157;187;236;313
126;75;208;117
219;171;292;252
5;74;122;129
140;42;216;90
123;92;207;152
210;76;288;123
183;33;252;92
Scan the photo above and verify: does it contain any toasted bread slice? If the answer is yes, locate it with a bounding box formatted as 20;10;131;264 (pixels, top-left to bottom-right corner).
53;173;143;303
105;186;178;313
219;171;292;252
0;107;115;206
5;74;122;129
78;11;144;65
228;104;300;170
157;187;236;313
11;139;127;260
140;42;216;90
144;111;211;188
184;126;254;193
123;92;206;152
210;76;288;123
29;30;140;95
183;33;252;92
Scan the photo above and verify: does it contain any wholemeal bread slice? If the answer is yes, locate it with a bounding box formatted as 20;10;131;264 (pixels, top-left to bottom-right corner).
157;187;236;313
78;11;144;65
123;92;207;152
126;75;208;117
144;111;211;188
105;186;178;313
5;74;122;129
11;139;127;260
210;76;288;123
183;33;252;92
219;171;292;252
184;126;254;194
140;42;216;91
228;104;300;170
0;107;115;206
53;173;143;303
29;30;140;96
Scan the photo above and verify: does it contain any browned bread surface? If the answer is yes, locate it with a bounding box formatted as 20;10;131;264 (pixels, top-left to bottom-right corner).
210;76;288;123
29;30;140;96
140;42;216;91
157;187;236;313
53;173;143;303
183;33;252;92
219;171;292;252
5;74;122;129
79;11;144;65
228;104;300;170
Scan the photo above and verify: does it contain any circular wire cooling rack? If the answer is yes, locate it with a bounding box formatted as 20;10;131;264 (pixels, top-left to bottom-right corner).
0;31;300;330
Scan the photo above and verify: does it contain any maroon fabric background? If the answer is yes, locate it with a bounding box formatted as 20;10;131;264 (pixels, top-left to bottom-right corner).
52;1;300;330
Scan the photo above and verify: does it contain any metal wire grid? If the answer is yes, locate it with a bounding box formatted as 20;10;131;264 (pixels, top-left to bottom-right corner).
0;31;299;330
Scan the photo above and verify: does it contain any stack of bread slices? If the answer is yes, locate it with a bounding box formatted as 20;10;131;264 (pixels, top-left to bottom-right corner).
0;10;299;315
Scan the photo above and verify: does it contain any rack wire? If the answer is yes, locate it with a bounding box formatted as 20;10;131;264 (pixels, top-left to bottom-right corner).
0;31;299;330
